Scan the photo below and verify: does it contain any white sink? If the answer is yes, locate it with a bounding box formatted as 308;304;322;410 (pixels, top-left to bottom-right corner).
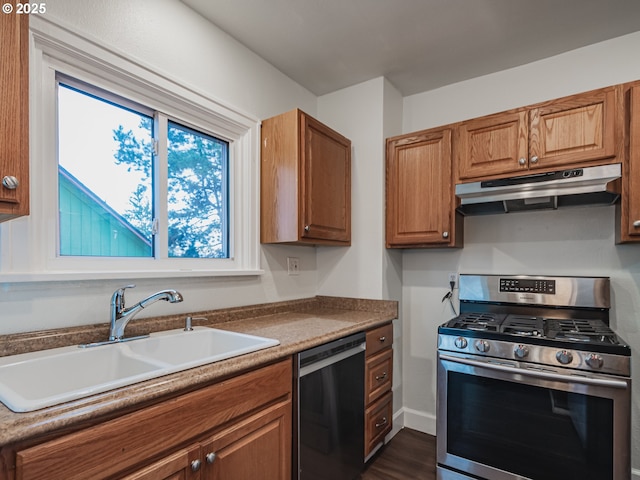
0;327;279;413
123;327;280;367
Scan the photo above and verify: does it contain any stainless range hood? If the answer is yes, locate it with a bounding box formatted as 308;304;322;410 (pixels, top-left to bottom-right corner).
455;163;621;216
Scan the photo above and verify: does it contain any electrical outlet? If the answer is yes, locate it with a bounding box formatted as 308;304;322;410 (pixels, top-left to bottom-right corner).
448;272;457;287
287;257;300;275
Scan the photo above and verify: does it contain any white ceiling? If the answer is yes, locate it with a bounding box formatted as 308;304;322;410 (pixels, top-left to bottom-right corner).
181;0;640;97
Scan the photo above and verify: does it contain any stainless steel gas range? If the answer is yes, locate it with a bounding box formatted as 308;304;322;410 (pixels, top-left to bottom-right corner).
437;274;631;480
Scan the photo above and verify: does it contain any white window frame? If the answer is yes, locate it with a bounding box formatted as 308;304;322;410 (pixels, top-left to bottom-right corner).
0;16;262;281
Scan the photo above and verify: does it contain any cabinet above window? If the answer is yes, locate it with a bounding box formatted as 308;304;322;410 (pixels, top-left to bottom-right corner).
0;13;29;222
261;109;351;246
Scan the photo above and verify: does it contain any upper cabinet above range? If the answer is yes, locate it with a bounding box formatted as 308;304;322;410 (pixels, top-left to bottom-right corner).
456;85;623;182
618;81;640;243
386;127;462;248
0;13;29;222
261;109;351;246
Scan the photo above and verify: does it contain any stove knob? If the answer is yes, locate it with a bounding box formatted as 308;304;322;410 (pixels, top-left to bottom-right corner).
454;337;468;349
585;353;604;369
514;345;529;359
475;340;490;353
556;350;574;365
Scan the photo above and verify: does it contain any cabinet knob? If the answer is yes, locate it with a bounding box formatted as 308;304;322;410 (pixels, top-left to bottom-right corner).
206;452;217;464
2;176;19;190
530;156;539;164
304;225;310;232
191;459;202;472
518;158;526;165
379;336;386;342
633;220;640;228
442;231;449;239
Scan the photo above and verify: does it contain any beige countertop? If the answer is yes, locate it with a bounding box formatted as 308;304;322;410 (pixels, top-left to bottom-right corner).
0;296;397;449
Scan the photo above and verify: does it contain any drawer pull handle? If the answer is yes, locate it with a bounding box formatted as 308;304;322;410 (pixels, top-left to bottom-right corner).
191;459;202;472
376;372;388;381
379;336;386;342
633;220;640;228
375;417;388;428
206;452;216;464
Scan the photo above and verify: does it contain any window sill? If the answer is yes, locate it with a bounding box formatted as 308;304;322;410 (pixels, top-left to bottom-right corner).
0;269;265;283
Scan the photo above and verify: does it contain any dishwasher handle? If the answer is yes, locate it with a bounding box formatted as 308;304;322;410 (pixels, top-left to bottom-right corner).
299;343;365;378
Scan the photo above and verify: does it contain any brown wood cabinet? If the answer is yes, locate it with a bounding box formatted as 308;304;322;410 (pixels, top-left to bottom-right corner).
618;82;640;243
123;402;291;480
364;323;393;457
386;127;462;248
0;11;29;222
261;108;351;245
457;85;622;182
9;360;292;480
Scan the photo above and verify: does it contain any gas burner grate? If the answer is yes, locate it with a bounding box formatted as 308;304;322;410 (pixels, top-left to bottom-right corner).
460;313;499;323
546;318;619;344
501;315;543;337
446;312;504;332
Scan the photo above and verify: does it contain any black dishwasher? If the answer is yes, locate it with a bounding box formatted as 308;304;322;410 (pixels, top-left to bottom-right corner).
296;332;365;480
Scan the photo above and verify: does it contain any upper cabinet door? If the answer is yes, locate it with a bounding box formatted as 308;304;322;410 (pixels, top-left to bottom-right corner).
300;113;351;243
386;128;458;247
456;86;621;183
623;84;640;240
456;110;529;181
0;13;29;221
529;86;619;170
261;108;351;246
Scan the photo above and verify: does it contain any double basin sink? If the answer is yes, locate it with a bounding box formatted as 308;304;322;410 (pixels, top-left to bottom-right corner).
0;327;280;413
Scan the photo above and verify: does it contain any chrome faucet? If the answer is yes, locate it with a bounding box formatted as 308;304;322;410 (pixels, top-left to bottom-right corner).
109;284;184;341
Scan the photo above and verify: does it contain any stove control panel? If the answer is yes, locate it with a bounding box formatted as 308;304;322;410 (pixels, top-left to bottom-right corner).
500;278;556;294
438;333;630;377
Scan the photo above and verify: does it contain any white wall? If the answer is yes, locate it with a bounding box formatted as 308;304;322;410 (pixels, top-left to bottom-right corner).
316;77;405;420
400;31;640;474
0;0;320;334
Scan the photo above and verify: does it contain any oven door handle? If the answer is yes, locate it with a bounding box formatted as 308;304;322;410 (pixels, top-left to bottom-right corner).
439;353;629;389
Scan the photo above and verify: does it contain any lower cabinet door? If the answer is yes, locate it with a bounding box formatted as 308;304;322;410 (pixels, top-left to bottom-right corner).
366;348;393;405
365;391;393;456
122;446;201;480
200;401;291;480
364;392;393;456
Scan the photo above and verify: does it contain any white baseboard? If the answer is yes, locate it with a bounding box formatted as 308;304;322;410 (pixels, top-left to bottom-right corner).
387;408;404;439
633;467;640;480
399;406;437;436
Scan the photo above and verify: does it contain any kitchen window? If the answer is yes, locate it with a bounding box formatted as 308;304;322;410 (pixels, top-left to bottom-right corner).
0;17;261;281
57;77;229;259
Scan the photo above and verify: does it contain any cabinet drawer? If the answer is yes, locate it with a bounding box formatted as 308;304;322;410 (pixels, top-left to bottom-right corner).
366;349;392;404
365;391;392;456
366;323;393;357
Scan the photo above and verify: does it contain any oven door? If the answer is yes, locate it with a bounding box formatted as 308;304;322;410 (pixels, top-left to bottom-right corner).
437;352;631;480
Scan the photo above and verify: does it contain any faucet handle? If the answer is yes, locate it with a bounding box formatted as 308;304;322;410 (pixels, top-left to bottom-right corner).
113;284;136;310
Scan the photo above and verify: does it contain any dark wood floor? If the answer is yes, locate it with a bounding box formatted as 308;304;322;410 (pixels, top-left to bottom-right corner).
361;428;436;480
